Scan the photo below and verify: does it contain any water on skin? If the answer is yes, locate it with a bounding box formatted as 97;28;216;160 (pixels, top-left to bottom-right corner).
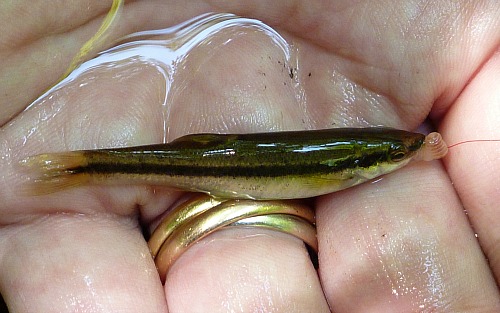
21;13;309;145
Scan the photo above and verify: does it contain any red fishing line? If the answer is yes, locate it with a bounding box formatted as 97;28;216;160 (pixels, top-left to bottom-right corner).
448;139;500;149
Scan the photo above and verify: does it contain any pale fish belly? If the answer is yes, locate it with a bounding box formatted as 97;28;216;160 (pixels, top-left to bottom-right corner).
90;171;369;200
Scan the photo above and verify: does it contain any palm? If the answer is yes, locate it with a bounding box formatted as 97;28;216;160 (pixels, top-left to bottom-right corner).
0;1;499;312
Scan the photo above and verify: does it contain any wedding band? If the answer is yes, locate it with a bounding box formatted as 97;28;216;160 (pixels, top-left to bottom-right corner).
229;214;317;251
148;195;317;283
148;194;223;258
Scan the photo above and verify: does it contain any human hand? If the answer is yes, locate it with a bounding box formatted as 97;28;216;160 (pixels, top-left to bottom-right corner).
1;1;499;312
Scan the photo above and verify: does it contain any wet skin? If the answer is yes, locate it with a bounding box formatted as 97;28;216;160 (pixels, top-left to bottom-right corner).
0;1;500;312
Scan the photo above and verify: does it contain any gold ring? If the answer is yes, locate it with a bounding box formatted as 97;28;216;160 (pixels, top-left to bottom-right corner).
148;195;317;283
148;194;223;259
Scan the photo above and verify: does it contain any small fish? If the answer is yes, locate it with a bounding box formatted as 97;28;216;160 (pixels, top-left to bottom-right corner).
19;128;448;199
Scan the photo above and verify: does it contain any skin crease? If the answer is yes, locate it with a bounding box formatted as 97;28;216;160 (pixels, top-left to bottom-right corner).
0;0;499;312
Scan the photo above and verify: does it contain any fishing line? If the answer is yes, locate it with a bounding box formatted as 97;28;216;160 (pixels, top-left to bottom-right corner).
447;139;500;149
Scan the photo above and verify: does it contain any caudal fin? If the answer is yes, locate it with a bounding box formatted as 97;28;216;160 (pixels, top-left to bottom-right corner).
18;152;90;195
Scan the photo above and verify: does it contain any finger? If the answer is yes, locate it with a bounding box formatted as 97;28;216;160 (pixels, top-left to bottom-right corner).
1;14;332;312
143;21;330;311
0;1;116;125
0;54;177;223
0;0;212;126
165;227;328;312
438;48;500;283
316;161;500;312
208;0;500;127
0;13;186;310
160;17;311;139
0;214;167;312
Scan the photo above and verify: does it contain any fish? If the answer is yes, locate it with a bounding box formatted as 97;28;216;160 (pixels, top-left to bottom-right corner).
19;127;448;199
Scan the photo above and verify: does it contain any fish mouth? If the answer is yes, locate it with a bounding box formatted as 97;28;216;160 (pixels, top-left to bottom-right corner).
404;133;426;154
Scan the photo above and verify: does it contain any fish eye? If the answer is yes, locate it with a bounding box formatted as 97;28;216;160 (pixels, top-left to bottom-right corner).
389;146;407;162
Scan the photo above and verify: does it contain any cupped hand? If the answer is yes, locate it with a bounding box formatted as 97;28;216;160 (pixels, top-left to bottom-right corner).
1;1;499;312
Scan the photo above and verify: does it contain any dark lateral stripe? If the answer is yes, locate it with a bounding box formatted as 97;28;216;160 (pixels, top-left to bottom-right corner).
85;162;331;178
83;153;385;178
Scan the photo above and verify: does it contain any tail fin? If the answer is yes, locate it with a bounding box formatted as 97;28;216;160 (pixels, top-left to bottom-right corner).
18;152;90;195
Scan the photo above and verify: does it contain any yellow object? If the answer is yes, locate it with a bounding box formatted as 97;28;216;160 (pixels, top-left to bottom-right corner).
148;195;317;282
60;0;124;80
